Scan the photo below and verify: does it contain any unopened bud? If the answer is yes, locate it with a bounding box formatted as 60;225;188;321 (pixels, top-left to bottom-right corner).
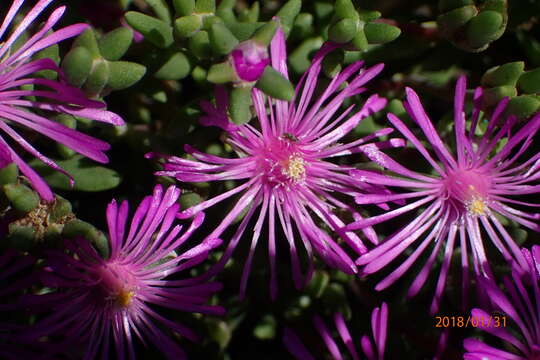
230;41;270;82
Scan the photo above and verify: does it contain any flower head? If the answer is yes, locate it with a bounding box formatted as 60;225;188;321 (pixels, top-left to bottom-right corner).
346;76;540;314
149;28;397;298
283;303;389;360
22;185;224;359
464;246;540;360
0;0;124;201
230;40;270;82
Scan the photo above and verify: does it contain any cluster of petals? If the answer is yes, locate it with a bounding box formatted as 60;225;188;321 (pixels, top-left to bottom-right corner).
283;303;389;360
149;27;403;299
21;185;224;360
0;0;123;201
464;246;540;360
346;76;540;314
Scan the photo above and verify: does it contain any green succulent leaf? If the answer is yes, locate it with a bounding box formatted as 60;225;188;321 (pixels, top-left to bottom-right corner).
482;61;524;87
173;0;195;16
518;68;540;94
209;22;239;55
230;86;253;125
364;22;401;44
154;52;189;80
62;46;93;87
108;61;146;90
125;11;174;48
30;155;122;192
255;67;295;101
174;14;203;38
99;27;134;61
4;183;39;213
0;163;18;185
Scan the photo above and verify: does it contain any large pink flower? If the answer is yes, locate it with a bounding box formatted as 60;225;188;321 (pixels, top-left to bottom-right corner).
148;28;400;299
22;185;224;359
0;0;124;201
346;76;540;314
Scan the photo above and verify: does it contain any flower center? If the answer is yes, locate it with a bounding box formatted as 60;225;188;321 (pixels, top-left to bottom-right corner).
95;262;137;308
444;168;491;216
280;155;306;182
259;135;307;187
116;289;136;307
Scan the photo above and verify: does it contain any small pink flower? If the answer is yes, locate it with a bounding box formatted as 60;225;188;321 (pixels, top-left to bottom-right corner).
230;40;270;82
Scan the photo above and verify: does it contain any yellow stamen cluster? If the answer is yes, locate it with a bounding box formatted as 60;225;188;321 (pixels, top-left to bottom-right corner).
465;185;488;216
116;289;135;308
466;197;488;216
281;155;306;183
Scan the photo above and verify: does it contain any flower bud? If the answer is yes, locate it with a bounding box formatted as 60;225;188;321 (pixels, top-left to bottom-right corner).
229;40;270;82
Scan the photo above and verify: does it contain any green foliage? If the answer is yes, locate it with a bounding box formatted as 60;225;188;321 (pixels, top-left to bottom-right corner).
125;11;174;48
437;0;508;52
30;156;121;192
255;67;295;101
62;27;145;97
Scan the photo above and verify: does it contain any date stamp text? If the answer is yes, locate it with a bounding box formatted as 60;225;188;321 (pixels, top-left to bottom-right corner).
434;315;507;328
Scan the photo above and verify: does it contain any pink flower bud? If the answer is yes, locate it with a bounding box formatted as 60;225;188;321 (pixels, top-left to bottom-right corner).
230;41;270;82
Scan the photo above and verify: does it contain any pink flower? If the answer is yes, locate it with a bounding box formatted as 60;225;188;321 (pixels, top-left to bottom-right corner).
230;40;270;82
22;185;224;359
0;0;124;201
346;76;540;314
148;28;399;299
284;303;389;360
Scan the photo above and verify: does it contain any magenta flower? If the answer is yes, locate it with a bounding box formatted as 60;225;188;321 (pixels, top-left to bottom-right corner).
345;76;540;314
464;246;540;360
284;303;389;360
230;40;270;82
22;185;224;359
148;28;398;298
0;0;124;201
